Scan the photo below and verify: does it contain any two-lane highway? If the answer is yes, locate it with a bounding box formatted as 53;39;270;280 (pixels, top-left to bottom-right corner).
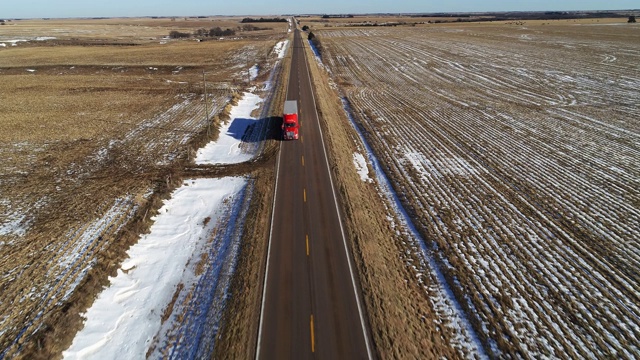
256;29;373;359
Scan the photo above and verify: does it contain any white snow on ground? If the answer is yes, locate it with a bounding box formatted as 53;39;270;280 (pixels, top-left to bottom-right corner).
0;197;47;237
273;40;289;59
0;37;56;47
340;98;487;358
0;214;27;237
63;177;247;360
194;92;262;165
352;152;373;183
61;42;288;358
249;64;259;81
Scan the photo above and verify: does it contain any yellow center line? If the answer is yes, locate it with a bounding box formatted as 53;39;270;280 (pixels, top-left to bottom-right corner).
301;135;303;144
306;235;309;256
310;314;315;353
304;188;306;202
301;155;305;167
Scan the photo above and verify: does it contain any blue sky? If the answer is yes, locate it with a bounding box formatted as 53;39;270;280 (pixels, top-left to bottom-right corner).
3;1;638;19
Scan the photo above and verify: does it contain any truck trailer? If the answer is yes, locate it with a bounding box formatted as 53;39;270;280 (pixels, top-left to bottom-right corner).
282;100;299;140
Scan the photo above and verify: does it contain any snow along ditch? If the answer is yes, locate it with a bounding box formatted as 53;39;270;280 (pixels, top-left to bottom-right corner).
63;177;250;360
342;97;486;358
63;40;290;358
310;36;484;355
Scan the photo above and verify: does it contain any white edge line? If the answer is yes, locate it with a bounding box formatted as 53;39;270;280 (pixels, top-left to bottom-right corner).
255;124;282;360
301;31;375;360
255;140;281;360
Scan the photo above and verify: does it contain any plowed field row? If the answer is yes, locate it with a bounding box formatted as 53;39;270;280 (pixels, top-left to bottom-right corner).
317;25;640;358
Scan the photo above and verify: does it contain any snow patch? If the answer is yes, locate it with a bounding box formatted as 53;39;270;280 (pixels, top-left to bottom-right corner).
195;92;262;165
273;40;289;59
249;64;259;81
353;152;373;183
63;177;248;360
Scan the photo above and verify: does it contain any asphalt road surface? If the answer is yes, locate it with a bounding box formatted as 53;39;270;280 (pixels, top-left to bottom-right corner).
256;29;373;359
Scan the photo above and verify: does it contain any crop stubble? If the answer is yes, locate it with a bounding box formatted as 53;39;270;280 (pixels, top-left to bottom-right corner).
0;19;284;358
310;22;640;358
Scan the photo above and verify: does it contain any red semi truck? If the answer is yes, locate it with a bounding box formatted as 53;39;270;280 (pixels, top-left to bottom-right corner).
282;100;299;140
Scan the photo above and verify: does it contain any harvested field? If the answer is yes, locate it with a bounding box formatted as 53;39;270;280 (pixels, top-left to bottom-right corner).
0;17;287;358
312;22;640;358
0;17;288;44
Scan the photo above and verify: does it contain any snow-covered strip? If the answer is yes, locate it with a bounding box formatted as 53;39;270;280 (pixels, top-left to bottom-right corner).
63;177;248;360
352;152;373;183
195;92;262;165
273;40;289;59
341;98;486;358
308;39;322;63
0;37;55;47
150;180;252;358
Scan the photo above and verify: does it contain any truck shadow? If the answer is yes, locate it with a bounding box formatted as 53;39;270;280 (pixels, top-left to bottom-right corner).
226;117;255;139
224;116;283;143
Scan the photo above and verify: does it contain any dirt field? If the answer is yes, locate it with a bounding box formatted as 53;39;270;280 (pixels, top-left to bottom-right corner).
0;17;288;358
305;21;640;358
3;15;639;360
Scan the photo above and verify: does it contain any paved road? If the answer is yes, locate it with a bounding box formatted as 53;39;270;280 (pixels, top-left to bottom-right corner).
256;29;373;359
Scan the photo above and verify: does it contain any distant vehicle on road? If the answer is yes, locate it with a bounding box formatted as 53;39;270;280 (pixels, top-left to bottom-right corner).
282;100;299;140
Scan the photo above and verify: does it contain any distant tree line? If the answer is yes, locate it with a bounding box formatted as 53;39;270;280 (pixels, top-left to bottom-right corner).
241;17;287;23
322;15;354;18
419;11;629;22
169;27;236;39
345;22;407;27
169;30;191;39
239;24;269;31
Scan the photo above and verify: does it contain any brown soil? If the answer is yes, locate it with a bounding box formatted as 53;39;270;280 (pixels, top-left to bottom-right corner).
309;23;640;358
0;18;289;359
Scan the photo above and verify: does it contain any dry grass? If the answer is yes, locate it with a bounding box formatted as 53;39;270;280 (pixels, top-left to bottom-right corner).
0;40;265;67
210;32;292;360
0;17;287;358
0;74;176;142
1;17;289;42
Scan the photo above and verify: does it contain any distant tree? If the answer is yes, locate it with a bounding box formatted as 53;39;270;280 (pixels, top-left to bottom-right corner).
302;25;309;31
194;28;208;37
240;24;266;31
629;16;637;23
169;30;190;39
208;27;236;37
